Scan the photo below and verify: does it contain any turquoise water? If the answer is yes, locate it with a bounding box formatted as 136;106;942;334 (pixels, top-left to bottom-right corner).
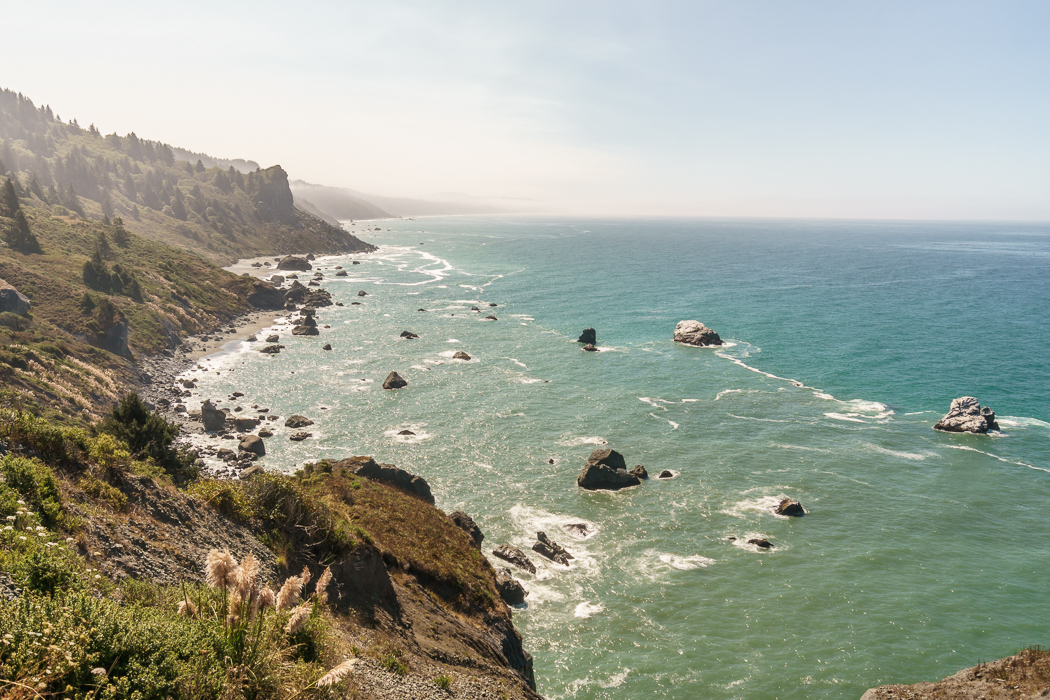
184;217;1049;699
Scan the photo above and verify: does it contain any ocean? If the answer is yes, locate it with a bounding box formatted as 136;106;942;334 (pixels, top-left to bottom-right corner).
182;216;1049;699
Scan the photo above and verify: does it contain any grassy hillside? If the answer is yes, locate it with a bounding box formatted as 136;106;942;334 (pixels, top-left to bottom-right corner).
0;88;374;265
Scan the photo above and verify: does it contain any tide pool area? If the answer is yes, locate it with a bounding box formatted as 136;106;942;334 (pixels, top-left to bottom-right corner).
180;216;1049;699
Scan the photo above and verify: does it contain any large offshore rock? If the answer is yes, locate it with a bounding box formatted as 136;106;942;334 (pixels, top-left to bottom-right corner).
934;397;1000;433
382;371;408;390
277;255;312;271
577;328;596;344
577;448;641;491
246;280;285;309
673;320;724;346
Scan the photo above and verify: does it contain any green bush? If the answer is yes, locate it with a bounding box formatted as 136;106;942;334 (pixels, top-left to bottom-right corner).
0;454;64;529
187;480;256;522
95;392;193;480
0;409;88;468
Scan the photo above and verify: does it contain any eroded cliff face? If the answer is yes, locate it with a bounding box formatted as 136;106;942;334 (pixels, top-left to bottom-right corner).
251;165;298;226
860;649;1050;700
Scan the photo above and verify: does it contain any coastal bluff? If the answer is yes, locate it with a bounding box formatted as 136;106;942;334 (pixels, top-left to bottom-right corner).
860;648;1050;699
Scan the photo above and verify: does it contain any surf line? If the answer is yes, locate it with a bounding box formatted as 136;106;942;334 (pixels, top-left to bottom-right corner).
944;445;1049;474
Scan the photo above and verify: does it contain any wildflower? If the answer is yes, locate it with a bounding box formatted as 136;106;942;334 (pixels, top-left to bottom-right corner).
285;605;310;635
2;526;11;532
16;500;24;505
316;659;358;687
38;532;47;538
35;526;44;532
18;536;26;541
205;549;238;589
275;575;304;611
4;516;13;521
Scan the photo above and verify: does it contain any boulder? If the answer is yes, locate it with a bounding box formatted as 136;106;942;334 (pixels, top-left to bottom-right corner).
532;532;572;566
292;325;319;336
239;465;265;479
104;317;131;358
201;400;227;432
246;281;284;309
453;351;472;361
352;260;361;265
748;538;774;549
269;275;285;286
657;470;675;479
238;435;265;456
577;328;596;344
277;256;312;271
323;344;332;351
289;432;312;441
357;290;367;297
284;415;314;428
630;465;649;479
258;429;274;438
399;331;419;339
265;334;280;343
449;511;484;549
492;544;537;574
305;253;315;261
484;315;498;321
217;448;237;462
933;397;1000;433
383;371;408;390
576;448;641;491
582;344;598;352
234;417;260;432
495;569;528;605
335;270;348;277
776;499;805;516
259;344;284;354
0;280;31;316
397;430;415;436
673;320;724;347
332;457;434;504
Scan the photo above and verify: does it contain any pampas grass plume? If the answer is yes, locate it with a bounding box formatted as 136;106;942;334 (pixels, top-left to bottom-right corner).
276;575;304;610
206;549;238;589
285;604;310;635
316;659;357;687
314;566;333;603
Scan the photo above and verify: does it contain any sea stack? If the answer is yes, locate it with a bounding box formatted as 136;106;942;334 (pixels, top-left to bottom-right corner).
934;397;1000;433
577;328;596;344
673;320;724;346
383;371;408;390
577;448;642;491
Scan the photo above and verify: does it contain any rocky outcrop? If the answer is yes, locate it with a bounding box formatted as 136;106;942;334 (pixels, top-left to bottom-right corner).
495;569;528;605
277;255;312;271
246;280;285;309
934;396;1000;433
860;648;1050;700
531;532;573;566
492;544;537;574
630;465;649;479
748;538;774;549
577;448;642;491
334;457;435;505
104;317;132;358
577;328;596;344
383;371;408;390
582;344;598;352
449;511;484;549
284;281;333;308
673;319;724;346
259;344;283;354
0;279;30;316
201;400;226;432
289;432;311;441
234;417;260;432
776;498;805;516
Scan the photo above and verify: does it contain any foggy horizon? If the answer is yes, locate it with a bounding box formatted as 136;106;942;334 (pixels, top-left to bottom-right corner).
6;0;1048;220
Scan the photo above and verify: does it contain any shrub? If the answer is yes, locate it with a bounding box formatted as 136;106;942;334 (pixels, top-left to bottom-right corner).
435;673;453;689
78;475;128;511
0;409;88;467
187;480;256;522
0;454;64;529
95;392;193;480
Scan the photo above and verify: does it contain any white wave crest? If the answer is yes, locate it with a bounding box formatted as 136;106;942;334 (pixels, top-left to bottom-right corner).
574;601;605;618
658;553;715;570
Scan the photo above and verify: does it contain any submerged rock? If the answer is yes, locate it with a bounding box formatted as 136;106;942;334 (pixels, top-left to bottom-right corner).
397;429;415;436
776;499;805;516
562;523;591;537
934;396;1000;433
265;334;279;343
657;469;675;479
399;331;419;339
492;544;537;574
484;315;498;321
748;538;774;549
383;371;408;390
453;351;472;361
582;344;598;352
289;431;312;441
259;344;284;354
577;448;642;491
577;328;596;344
673;320;724;346
357;290;368;297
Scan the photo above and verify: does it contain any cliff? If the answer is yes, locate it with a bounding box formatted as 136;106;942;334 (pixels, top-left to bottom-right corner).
861;649;1050;699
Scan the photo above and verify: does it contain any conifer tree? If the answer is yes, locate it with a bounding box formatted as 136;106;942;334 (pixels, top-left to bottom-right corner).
112;216;129;246
1;177;42;254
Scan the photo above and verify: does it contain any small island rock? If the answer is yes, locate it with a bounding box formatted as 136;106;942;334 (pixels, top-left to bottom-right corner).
383;371;408;390
284;415;314;428
933;396;1000;433
577;448;642;491
577;328;596;344
453;351;472;361
673;320;724;346
492;544;537;574
776;499;805;516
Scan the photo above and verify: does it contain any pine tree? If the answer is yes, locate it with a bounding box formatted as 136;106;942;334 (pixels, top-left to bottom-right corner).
1;178;42;254
195;159;205;173
170;189;187;220
112;217;129;246
96;230;112;259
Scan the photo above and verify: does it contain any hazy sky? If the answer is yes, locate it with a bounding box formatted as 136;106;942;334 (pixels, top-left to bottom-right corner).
7;1;1049;218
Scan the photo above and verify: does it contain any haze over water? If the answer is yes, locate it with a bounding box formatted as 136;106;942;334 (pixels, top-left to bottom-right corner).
182;216;1049;699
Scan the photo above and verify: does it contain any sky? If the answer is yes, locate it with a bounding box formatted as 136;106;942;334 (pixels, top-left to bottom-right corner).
5;0;1049;219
